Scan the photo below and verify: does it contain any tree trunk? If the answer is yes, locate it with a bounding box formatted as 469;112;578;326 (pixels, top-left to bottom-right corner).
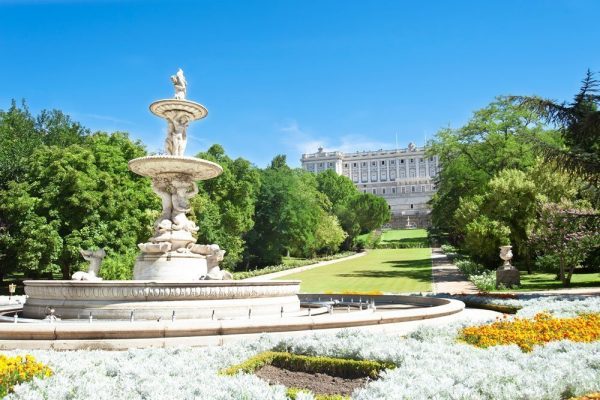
559;257;567;286
565;265;576;287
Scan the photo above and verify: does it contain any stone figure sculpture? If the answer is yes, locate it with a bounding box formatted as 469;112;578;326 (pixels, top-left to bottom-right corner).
165;112;190;156
170;178;199;233
171;68;187;100
73;248;106;281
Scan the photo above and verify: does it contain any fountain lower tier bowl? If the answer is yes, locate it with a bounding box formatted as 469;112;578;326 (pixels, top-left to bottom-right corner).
22;280;300;320
128;155;223;180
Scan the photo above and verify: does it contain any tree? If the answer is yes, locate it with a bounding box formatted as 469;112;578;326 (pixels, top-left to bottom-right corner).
316;169;358;209
314;214;347;255
0;102;89;190
428;97;559;241
245;160;326;266
530;202;599;286
0;132;157;279
191;144;260;270
348;193;391;233
454;166;578;269
512;70;600;192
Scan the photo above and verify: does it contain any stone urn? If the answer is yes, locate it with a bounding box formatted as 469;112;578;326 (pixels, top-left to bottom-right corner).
496;244;519;288
499;245;513;269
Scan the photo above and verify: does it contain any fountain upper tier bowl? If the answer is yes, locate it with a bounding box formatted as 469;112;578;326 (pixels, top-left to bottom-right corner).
149;99;208;121
128;155;223;180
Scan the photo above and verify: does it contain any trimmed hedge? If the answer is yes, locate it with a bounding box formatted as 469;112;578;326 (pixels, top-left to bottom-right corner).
233;252;355;280
221;351;393;399
374;241;429;249
221;351;393;380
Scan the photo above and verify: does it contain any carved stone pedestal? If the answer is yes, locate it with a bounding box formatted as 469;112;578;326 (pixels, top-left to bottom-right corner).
133;252;208;280
496;267;520;289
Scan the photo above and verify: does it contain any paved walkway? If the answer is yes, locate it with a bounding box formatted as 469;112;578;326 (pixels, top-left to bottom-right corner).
431;248;478;294
243;252;367;281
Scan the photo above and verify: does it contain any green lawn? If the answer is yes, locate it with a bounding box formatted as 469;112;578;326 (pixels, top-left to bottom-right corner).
380;229;428;243
494;271;600;292
278;248;432;293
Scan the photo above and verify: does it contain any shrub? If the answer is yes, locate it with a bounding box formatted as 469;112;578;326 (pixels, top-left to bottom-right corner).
0;354;52;397
440;244;458;254
460;313;600;352
455;259;484;276
468;270;497;292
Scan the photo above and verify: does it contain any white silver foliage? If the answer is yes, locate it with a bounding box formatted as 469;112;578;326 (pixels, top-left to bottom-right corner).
432;293;600;318
5;296;600;400
276;329;600;400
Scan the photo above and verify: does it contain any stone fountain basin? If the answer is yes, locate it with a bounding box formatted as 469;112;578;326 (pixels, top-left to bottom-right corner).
22;280;300;320
128;155;223;180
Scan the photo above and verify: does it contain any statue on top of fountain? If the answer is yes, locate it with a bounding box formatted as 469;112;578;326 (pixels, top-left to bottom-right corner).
171;68;187;100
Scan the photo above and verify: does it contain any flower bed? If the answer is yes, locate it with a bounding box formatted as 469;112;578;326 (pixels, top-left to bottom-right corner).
4;295;600;399
460;313;600;352
0;355;52;397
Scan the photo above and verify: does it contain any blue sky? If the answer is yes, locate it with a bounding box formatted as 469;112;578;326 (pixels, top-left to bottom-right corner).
1;0;599;167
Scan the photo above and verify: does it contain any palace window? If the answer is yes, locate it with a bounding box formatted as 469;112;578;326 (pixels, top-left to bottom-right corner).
382;188;386;194
381;160;385;165
372;161;376;166
410;158;414;163
353;163;357;167
411;186;415;192
392;187;396;194
400;159;405;164
372;188;377;194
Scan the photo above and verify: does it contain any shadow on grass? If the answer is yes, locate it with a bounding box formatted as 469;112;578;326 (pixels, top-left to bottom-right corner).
519;278;600;290
336;258;432;283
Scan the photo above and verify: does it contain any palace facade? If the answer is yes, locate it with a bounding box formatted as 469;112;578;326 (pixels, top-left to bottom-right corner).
300;143;439;228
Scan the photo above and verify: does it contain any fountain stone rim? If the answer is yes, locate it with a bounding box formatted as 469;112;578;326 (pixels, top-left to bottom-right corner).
128;155;223;180
149;99;208;120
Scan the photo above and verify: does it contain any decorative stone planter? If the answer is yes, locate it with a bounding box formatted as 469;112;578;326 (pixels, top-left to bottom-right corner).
496;245;520;288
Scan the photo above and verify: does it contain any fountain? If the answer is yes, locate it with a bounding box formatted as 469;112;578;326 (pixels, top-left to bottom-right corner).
0;71;465;350
22;70;301;320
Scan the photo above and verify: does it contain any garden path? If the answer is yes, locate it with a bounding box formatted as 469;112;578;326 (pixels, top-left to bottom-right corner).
431;249;478;294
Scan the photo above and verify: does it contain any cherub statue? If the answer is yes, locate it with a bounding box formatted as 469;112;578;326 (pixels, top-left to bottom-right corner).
165;114;190;156
171;68;187;100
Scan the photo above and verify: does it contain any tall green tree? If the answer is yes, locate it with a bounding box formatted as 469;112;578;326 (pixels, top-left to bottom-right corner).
191;144;260;270
428;97;558;240
512;70;600;192
0;102;88;189
245;157;326;266
0;132;157;279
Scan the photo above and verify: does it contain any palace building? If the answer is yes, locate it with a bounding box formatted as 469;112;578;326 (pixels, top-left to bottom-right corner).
300;143;439;228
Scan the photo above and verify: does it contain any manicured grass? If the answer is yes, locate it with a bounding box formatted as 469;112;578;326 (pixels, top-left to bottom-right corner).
380;229;428;243
278;248;432;293
494;271;600;292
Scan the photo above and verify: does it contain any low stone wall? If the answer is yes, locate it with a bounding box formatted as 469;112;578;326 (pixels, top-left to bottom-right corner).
0;296;464;350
